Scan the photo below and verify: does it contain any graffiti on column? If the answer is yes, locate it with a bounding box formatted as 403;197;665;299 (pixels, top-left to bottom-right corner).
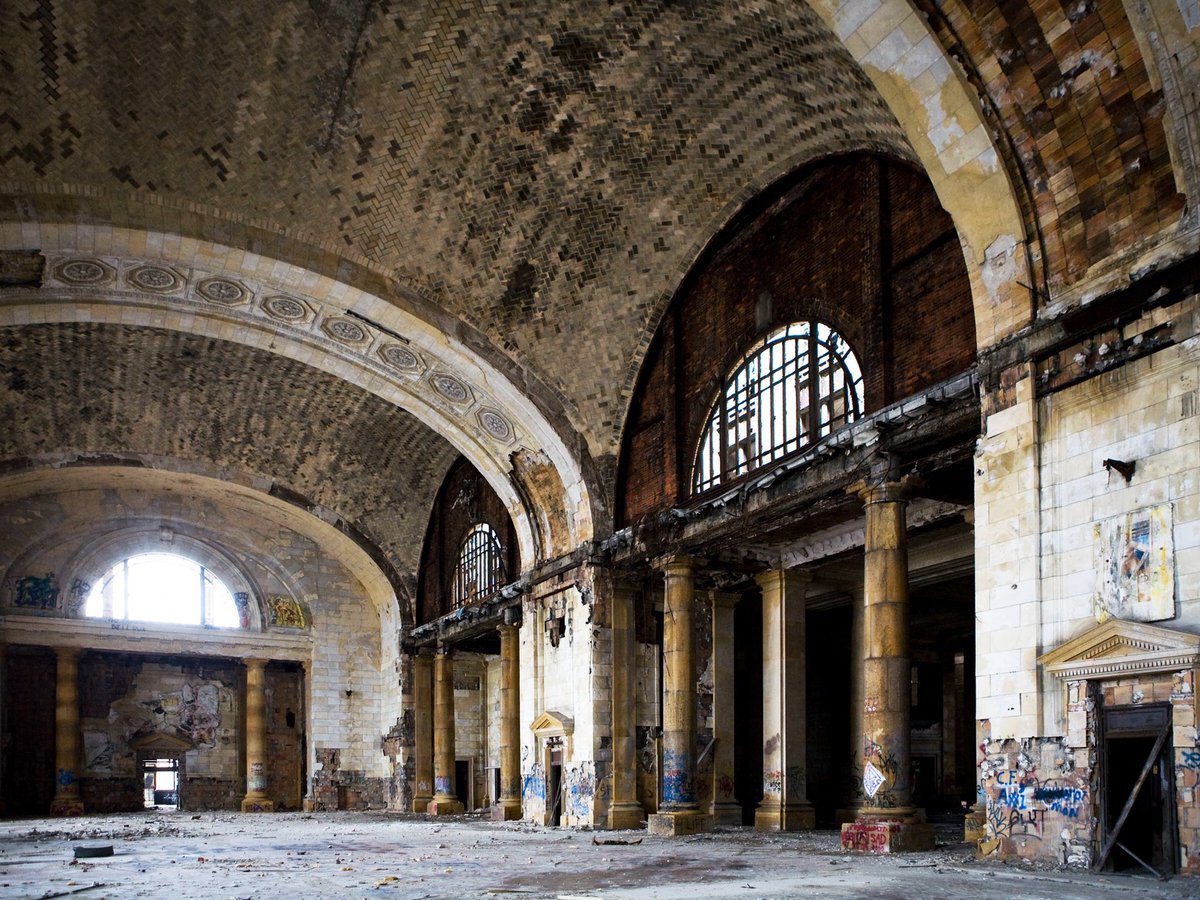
248;760;267;793
661;748;694;805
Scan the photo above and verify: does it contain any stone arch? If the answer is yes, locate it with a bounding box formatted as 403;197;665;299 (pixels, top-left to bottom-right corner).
0;220;594;563
61;527;270;631
804;0;1032;349
0;464;401;629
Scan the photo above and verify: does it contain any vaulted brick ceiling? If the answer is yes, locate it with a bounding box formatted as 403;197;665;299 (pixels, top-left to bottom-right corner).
0;322;461;585
0;0;912;573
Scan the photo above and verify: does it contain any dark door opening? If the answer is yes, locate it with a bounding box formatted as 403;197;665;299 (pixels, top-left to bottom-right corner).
733;592;763;826
548;747;563;826
1102;703;1176;877
143;757;180;809
454;759;471;810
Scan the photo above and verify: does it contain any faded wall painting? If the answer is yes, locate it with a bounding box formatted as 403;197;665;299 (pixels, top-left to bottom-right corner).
1093;505;1175;623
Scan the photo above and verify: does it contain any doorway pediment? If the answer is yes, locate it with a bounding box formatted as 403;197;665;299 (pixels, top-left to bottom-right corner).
529;710;574;738
1039;619;1200;681
130;729;195;753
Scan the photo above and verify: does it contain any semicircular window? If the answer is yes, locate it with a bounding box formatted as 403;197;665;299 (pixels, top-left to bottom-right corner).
693;320;864;494
453;523;505;608
84;553;242;628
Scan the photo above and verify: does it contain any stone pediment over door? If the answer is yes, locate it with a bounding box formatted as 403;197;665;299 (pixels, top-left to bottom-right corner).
1038;619;1200;681
530;710;574;757
130;730;195;754
530;710;573;737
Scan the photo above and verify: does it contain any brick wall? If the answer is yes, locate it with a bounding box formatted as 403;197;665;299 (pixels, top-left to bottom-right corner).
418;456;520;625
619;153;975;523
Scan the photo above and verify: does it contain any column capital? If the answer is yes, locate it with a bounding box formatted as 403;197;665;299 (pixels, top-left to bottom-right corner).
53;645;82;661
754;568;812;593
847;475;921;506
243;657;269;671
708;590;740;610
496;622;519;638
653;554;704;576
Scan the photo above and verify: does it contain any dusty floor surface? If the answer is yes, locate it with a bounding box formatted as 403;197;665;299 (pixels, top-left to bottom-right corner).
0;811;1195;899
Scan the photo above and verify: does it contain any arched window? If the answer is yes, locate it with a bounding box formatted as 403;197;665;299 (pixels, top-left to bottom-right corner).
453;523;505;608
693;320;864;493
84;553;243;628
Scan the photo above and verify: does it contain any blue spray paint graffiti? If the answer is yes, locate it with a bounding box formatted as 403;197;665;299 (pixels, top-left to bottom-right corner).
434;776;451;796
522;764;546;810
661;748;694;805
566;763;595;819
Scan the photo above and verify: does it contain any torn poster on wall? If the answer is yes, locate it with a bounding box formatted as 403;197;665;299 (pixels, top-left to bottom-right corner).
1093;505;1174;623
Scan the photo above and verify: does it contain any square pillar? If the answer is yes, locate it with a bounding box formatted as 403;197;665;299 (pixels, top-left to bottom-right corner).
755;570;814;831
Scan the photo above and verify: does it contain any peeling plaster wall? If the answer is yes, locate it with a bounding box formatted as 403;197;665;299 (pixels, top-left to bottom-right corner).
518;579;600;825
977;733;1091;866
75;656;242;812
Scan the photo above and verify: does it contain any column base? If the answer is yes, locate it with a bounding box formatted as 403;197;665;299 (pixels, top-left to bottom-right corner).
608;801;646;830
491;800;522;821
647;810;712;837
755;802;815;832
710;801;742;827
963;803;987;843
241;797;275;813
840;814;934;853
411;795;433;813
426;797;464;815
49;797;84;817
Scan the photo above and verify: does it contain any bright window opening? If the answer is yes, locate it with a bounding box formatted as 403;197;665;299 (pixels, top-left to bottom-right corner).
84;553;242;628
693;320;864;493
453;524;505;608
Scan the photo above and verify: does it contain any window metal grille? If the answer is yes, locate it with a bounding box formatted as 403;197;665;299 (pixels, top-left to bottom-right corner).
693;321;864;493
453;523;505;608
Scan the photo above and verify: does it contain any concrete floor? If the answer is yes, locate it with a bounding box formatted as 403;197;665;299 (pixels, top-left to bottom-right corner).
0;812;1195;899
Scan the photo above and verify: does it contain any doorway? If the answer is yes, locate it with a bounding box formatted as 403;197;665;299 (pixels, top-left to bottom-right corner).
142;757;180;809
547;745;563;826
1101;703;1175;877
455;759;472;810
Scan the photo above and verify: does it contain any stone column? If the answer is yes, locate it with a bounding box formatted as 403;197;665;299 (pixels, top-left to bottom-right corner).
609;580;645;829
428;646;464;815
411;649;434;812
841;479;933;852
709;591;741;825
241;657;274;812
755;570;815;831
493;623;522;820
837;580;867;823
647;555;711;836
49;647;84;816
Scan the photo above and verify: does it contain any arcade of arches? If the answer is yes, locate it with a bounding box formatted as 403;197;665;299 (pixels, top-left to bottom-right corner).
1;0;1199;879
